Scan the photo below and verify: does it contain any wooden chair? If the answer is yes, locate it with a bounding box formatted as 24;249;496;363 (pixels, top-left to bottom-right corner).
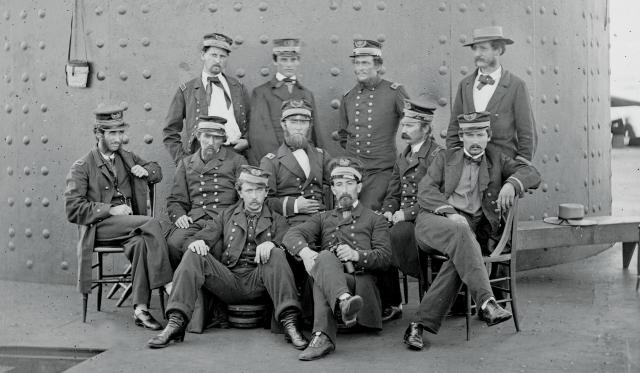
81;184;165;322
418;197;520;340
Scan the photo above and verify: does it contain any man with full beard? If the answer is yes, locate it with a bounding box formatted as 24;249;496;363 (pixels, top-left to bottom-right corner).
446;26;537;163
65;104;172;330
165;116;247;269
283;157;392;361
260;99;331;227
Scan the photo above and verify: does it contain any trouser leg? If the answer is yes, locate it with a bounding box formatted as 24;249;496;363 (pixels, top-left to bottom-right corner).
378;267;401;308
359;169;392;211
390;221;420;277
256;249;301;320
166;223;205;270
167;250;236;320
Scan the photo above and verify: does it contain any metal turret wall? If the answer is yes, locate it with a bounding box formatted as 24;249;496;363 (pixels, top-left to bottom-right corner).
0;0;610;284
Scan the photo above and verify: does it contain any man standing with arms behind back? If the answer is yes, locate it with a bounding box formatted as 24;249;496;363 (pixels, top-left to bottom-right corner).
164;32;250;165
446;26;537;163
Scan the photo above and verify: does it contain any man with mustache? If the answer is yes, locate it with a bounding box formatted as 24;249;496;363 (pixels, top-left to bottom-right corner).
283;157;392;361
247;38;319;165
149;166;308;350
164;32;251;165
378;100;443;321
165;116;247;269
65;104;172;331
446;26;537;163
403;112;541;350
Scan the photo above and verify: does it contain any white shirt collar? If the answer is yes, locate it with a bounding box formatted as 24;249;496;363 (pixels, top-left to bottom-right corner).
410;140;426;154
476;65;502;82
276;72;296;81
463;148;484;161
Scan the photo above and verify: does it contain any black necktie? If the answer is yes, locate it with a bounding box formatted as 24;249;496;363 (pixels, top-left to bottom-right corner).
208;76;231;109
282;77;296;84
464;154;482;164
477;74;495;90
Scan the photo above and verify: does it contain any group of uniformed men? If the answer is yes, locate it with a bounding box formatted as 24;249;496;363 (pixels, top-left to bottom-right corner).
64;25;541;360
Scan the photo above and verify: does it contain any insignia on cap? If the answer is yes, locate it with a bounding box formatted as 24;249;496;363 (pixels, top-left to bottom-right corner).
290;99;303;108
284;39;295;46
111;112;122;120
249;168;262;176
463;113;477;121
404;101;412;110
354;40;366;48
339;158;350;167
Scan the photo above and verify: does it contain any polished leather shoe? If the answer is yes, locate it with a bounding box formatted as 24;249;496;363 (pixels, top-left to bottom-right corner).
147;311;187;349
403;322;424;350
381;305;403;322
281;311;309;350
298;332;335;361
479;299;512;327
134;309;163;330
338;295;363;328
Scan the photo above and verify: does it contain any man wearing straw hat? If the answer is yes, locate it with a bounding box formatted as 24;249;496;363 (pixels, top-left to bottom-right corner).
248;38;319;165
446;26;537;163
164;32;251;165
404;112;541;350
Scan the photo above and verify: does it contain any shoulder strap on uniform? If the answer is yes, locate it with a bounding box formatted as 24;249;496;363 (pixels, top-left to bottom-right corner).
265;153;276;160
390;82;400;90
315;147;323;153
179;83;187;91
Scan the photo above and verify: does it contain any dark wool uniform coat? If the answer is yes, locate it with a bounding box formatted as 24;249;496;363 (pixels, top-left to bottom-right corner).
282;203;392;330
247;77;319;166
163;74;251;165
416;147;541;245
259;143;332;226
446;69;537;162
166;147;247;223
64;148;164;293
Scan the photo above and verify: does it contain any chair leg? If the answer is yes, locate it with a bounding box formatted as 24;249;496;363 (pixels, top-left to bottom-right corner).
106;264;132;299
96;253;103;312
402;271;409;304
158;287;166;316
509;261;520;332
465;286;471;341
82;293;88;323
116;284;132;307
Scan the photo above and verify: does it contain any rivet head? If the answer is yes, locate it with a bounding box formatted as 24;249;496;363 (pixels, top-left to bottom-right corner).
330;35;339;43
21;73;29;82
8;241;15;251
141;37;150;47
95;6;103;15
259;67;269;77
122;135;130;144
8;197;15;206
142;69;151;79
42;229;50;239
144;102;152;111
117;5;127;15
478;3;486;11
20;41;28;50
541;184;548;192
5;135;12;145
330;2;338;10
26;260;33;269
236;68;246;78
22;105;29;114
9;228;15;237
38;41;45;50
141;4;150;13
25;228;32;237
541;95;547;104
119;38;128;48
60;261;69;270
438;35;447;44
5;104;12;114
96;40;105;48
23;136;30;145
437;97;448;107
234;35;244;45
353;1;362;11
330;67;341;76
208;3;218;12
438;66;448;75
377;34;386;43
259;34;269;44
460;66;469;75
330;99;341;109
233;2;243;11
541;126;547;134
7;167;13;175
3;11;10;20
40;72;47;81
258;2;268;11
120;102;129;110
525;6;532;14
42;197;50;207
24;197;32;206
541;155;548;163
555;154;560;162
459;34;467;44
143;134;153;144
3;42;9;52
23;167;31;175
97;71;106;81
120;71;128;81
20;9;27;19
458;3;467;12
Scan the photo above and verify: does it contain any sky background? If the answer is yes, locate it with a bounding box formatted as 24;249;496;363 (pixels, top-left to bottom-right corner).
610;0;639;100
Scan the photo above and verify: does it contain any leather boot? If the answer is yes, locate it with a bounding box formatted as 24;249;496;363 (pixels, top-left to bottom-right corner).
479;299;512;327
147;311;187;349
298;332;335;361
403;322;424;350
280;309;309;350
336;294;363;328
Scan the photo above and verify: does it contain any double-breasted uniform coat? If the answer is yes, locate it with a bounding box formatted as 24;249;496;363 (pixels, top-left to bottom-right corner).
65;148;172;304
338;79;409;210
283;203;392;344
163;74;251;165
247;77;319;165
165;147;247;267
